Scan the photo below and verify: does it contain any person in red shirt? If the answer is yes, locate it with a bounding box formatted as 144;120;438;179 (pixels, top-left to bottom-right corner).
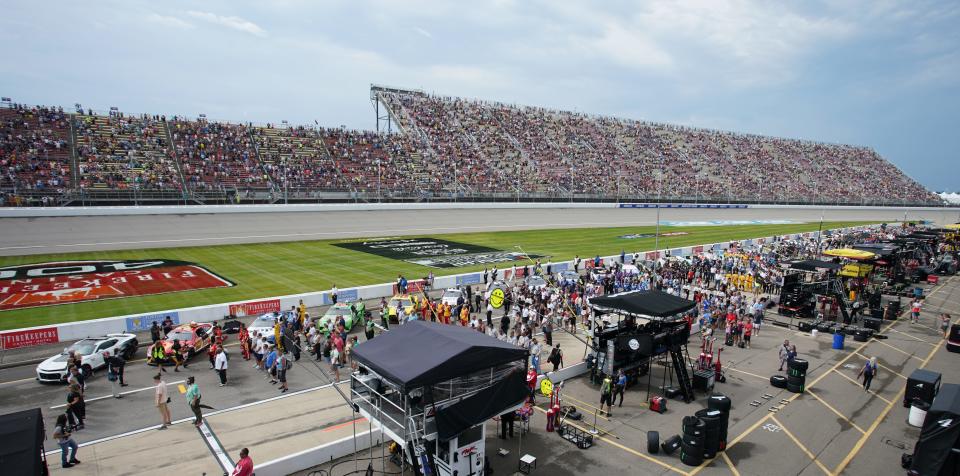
231;448;253;476
526;367;538;403
742;319;753;348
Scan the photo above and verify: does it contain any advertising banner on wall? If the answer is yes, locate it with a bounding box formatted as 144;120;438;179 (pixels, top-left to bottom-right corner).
229;299;281;317
1;327;59;349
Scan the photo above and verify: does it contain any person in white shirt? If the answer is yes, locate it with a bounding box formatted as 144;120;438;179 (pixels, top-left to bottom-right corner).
154;373;171;429
215;348;229;387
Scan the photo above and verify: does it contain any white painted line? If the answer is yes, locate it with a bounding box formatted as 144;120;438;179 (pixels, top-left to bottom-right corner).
50;380;186;409
198;420;234;472
44;379;349;456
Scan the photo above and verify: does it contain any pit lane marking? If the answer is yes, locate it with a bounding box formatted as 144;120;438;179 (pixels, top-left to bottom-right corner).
770;415;832;475
49;379;186;409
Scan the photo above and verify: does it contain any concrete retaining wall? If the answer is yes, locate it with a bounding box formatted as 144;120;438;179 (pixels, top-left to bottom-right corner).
1;202;955;218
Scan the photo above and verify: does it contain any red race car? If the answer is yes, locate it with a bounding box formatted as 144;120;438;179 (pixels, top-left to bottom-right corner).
151;322;223;364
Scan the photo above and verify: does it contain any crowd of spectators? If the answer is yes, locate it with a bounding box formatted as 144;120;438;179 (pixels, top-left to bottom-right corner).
0;98;942;204
0;105;71;193
73;112;180;190
378;90;940;204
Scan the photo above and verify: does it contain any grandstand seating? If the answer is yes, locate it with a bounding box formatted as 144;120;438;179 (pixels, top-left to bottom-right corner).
73;113;180;190
0;106;71;192
0;90;942;205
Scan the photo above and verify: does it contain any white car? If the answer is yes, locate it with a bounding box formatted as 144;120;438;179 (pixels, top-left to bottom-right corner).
525;275;548;290
36;333;139;383
248;312;281;343
440;288;464;307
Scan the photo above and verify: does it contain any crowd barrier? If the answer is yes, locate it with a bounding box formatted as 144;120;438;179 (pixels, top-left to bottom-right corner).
0;226;869;350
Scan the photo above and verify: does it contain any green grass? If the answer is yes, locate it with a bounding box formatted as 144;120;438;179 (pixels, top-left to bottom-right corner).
0;221;874;329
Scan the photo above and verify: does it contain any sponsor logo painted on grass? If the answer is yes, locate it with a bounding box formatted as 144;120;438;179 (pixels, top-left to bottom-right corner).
618;231;690;239
334;238;542;268
0;260;234;311
662;220;800;227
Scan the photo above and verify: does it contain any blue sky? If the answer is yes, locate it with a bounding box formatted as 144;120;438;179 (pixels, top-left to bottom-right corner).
1;0;957;191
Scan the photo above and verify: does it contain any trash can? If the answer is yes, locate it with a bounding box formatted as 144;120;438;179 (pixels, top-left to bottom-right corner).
832;332;845;350
913;287;924;298
908;399;930;428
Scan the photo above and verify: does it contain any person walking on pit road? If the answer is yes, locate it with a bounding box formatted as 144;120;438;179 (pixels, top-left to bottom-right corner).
104;351;125;398
231;448;254;476
186;376;203;427
215;347;229;386
600;374;614;417
54;414;81;468
549;344;563;372
778;340;791;371
154;373;172;429
858;357;878;391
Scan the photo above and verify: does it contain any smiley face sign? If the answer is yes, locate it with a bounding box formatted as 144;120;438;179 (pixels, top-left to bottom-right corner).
490;288;505;308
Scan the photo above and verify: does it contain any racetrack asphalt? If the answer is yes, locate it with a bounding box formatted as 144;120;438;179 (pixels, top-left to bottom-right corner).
1;206;956;256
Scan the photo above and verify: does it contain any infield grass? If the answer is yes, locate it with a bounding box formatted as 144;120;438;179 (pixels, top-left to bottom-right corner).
0;221;874;329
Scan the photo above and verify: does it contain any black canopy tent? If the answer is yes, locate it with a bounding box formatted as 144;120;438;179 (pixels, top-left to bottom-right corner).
590;290;696;318
352;321;528;391
0;408;46;476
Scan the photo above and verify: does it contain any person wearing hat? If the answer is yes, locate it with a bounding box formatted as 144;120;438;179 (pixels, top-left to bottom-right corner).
185;376;202;427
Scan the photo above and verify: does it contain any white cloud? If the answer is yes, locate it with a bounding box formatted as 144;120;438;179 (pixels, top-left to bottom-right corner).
186;10;266;37
146;13;194;30
413;27;432;38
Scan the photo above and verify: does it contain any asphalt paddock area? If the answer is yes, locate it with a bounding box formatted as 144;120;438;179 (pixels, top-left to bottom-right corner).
480;276;960;476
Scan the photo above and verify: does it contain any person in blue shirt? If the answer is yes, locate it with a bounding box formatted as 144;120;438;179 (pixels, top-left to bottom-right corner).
264;345;279;383
614;370;628;407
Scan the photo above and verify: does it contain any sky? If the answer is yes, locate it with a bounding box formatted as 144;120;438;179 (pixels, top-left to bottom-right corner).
1;0;957;191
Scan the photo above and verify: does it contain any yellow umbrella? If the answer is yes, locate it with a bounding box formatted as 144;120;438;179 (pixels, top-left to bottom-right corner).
823;248;876;260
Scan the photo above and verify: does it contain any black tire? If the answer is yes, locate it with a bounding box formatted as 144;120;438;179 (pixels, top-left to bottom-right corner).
661;435;682;455
770;375;788;388
854;333;868;342
787;375;806;387
788;368;806;378
787;381;805;393
683;420;707;438
648;431;660;454
682;433;704;449
680;448;704;466
695;409;722;429
788;359;809;372
707;394;731;413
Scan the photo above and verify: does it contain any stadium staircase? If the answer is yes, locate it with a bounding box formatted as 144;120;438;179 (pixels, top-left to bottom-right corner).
160;120;194;203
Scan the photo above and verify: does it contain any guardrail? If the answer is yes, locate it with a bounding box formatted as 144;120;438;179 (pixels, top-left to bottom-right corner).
0;225;873;350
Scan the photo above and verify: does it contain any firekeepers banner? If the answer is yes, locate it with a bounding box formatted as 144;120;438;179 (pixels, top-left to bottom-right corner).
0;260;234;311
228;299;281;317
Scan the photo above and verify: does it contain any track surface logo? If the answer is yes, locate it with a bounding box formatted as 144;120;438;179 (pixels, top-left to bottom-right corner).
0;260;234;311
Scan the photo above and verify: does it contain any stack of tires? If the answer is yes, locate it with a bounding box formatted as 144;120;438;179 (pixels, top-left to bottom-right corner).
787;359;808;393
695;408;724;459
680;416;705;466
707;394;732;450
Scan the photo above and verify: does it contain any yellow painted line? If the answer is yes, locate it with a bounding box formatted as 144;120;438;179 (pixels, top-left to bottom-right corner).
177;384;187;394
888;328;936;345
688;413;774;476
871;339;925;361
831;369;893;404
533;406;690;476
725;366;768;381
771;415;832;476
832;301;950;475
805;389;866;434
721;452;741;476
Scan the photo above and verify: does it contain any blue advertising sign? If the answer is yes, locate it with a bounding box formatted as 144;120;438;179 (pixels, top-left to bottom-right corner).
126;311;179;332
456;273;483;286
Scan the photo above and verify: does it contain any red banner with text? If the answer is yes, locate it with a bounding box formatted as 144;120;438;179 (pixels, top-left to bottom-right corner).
1;327;59;350
229;299;281;317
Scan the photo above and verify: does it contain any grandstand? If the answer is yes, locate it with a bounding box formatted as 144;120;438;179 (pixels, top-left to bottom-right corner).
0;88;942;207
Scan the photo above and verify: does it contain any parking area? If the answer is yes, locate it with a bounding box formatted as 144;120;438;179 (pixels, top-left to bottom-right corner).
482;276;959;476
